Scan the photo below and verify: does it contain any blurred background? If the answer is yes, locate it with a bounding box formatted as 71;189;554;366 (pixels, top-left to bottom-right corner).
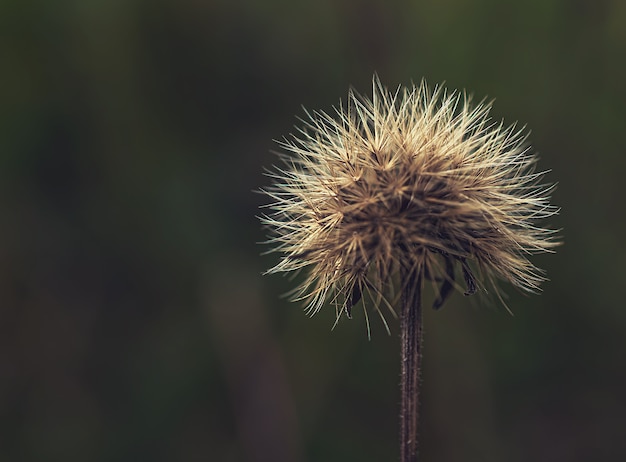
1;0;625;461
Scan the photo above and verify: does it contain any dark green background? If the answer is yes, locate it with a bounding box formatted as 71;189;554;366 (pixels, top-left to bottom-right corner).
1;1;624;461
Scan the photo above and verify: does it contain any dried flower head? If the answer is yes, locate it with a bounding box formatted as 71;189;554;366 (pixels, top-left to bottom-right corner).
260;76;559;329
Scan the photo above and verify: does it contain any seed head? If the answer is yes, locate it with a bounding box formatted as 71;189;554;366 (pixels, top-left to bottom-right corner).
260;77;560;329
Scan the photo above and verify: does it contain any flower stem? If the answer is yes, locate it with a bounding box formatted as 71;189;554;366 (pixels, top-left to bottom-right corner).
400;267;423;462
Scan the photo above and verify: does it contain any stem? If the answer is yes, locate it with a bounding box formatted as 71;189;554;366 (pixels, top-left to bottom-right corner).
400;267;423;462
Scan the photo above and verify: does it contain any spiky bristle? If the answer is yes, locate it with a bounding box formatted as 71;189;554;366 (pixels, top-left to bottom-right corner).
260;76;560;328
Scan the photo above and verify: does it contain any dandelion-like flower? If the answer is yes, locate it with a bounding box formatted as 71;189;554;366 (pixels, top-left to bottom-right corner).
260;76;559;330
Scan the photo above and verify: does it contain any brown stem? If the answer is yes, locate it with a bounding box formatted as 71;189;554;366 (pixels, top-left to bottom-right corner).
400;266;423;462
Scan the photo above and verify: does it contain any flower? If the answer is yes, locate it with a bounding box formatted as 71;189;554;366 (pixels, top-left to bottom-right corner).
260;76;560;329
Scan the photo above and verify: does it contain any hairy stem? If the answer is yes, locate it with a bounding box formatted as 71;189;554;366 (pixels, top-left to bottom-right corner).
400;267;423;462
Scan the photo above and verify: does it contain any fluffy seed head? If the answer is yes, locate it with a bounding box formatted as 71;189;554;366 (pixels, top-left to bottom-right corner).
260;77;560;328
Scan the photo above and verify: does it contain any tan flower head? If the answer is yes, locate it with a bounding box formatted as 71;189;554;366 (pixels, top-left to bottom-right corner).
260;76;559;330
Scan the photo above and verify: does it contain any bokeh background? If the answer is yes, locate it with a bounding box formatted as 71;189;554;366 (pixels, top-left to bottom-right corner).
1;1;625;461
